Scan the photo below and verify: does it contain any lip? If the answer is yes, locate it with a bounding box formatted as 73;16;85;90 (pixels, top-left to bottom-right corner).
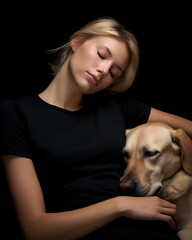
87;72;99;86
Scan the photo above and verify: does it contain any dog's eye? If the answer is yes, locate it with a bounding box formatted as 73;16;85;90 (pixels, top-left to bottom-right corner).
123;151;130;158
123;150;130;162
143;150;159;158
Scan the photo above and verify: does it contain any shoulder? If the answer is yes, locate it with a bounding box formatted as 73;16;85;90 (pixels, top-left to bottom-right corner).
83;91;138;110
0;95;35;121
112;91;151;127
0;98;16;120
108;91;143;110
0;98;15;110
0;96;33;158
0;95;34;109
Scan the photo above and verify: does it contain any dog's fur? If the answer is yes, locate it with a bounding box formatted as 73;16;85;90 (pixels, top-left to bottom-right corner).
120;122;192;240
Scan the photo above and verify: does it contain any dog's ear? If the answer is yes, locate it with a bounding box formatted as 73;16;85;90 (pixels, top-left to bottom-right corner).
125;129;131;136
171;129;192;174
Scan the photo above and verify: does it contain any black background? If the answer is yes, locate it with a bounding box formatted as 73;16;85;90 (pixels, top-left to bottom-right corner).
0;1;191;239
1;1;191;119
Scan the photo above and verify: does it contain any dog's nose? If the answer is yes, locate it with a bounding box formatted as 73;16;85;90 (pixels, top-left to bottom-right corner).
120;179;136;193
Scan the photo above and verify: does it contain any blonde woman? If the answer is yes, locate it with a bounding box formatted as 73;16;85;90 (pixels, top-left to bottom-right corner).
1;17;191;239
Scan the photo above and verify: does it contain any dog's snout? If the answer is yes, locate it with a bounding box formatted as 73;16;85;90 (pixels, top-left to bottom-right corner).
120;179;136;194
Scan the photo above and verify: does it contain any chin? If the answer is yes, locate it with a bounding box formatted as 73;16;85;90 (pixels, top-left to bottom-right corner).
79;83;99;94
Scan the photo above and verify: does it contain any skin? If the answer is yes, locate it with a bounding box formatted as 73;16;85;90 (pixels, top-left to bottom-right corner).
39;36;129;111
2;35;192;240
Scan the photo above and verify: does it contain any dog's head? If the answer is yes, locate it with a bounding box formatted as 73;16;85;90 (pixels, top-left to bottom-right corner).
120;122;192;197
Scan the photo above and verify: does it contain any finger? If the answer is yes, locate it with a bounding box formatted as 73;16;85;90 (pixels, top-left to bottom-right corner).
161;199;177;209
171;207;180;225
160;204;181;231
160;214;176;231
160;201;179;225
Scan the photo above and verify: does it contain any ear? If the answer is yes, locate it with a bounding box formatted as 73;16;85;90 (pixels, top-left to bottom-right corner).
125;129;131;136
70;36;84;51
171;129;192;174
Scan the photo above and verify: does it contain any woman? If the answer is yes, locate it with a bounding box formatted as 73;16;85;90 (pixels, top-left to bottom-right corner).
0;17;191;240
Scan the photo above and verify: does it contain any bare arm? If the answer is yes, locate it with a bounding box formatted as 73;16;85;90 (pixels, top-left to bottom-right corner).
2;155;178;240
148;107;192;137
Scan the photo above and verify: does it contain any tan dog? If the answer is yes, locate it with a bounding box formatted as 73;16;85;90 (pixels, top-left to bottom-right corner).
120;122;192;240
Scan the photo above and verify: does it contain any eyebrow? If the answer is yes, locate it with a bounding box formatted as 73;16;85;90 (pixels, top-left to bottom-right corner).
104;46;123;73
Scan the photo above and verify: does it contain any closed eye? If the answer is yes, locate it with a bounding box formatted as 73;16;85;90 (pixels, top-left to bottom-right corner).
123;149;130;163
143;150;160;158
97;51;105;59
110;70;115;78
97;52;118;78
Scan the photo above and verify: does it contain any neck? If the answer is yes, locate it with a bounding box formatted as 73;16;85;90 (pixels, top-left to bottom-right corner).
39;61;83;111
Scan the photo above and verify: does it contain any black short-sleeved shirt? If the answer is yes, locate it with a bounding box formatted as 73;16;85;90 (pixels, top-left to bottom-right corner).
0;92;180;240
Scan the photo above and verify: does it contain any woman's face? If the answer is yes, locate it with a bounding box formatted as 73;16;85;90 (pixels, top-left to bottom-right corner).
68;36;129;94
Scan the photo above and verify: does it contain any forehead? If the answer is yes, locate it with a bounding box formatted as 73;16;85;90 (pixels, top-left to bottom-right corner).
126;126;172;150
87;36;129;69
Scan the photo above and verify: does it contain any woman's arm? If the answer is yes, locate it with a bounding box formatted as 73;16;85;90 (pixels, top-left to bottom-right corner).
2;155;178;240
148;107;192;137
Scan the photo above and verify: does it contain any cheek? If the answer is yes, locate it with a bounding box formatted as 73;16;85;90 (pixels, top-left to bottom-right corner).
77;45;97;67
69;49;91;76
99;77;114;90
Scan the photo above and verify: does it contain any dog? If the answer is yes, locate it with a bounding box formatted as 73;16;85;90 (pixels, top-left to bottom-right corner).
119;122;192;240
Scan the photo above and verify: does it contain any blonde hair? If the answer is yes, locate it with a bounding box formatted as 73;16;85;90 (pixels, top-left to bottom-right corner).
49;17;139;93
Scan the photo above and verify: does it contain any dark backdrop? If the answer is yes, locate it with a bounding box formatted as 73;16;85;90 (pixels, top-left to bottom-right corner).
0;2;191;239
1;2;191;119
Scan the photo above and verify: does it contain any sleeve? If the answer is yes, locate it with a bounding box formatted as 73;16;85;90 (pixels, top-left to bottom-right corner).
115;93;151;128
0;99;32;158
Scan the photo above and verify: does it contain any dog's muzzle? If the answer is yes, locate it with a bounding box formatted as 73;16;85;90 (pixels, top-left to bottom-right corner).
120;178;162;196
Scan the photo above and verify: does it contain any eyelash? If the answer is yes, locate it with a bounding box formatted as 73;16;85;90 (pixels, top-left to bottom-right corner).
110;71;115;78
97;51;104;59
97;51;115;78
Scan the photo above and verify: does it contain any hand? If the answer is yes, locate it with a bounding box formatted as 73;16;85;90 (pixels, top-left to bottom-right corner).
117;196;179;230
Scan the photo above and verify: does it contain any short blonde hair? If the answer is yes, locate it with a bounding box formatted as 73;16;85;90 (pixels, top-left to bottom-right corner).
49;17;139;93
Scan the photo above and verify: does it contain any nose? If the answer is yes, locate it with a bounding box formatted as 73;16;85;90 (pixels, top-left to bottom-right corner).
120;179;136;194
97;61;111;75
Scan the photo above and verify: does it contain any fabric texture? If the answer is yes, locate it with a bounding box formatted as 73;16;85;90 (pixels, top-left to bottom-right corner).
0;91;179;239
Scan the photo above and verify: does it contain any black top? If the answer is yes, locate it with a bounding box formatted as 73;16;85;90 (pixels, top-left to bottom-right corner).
0;92;179;239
